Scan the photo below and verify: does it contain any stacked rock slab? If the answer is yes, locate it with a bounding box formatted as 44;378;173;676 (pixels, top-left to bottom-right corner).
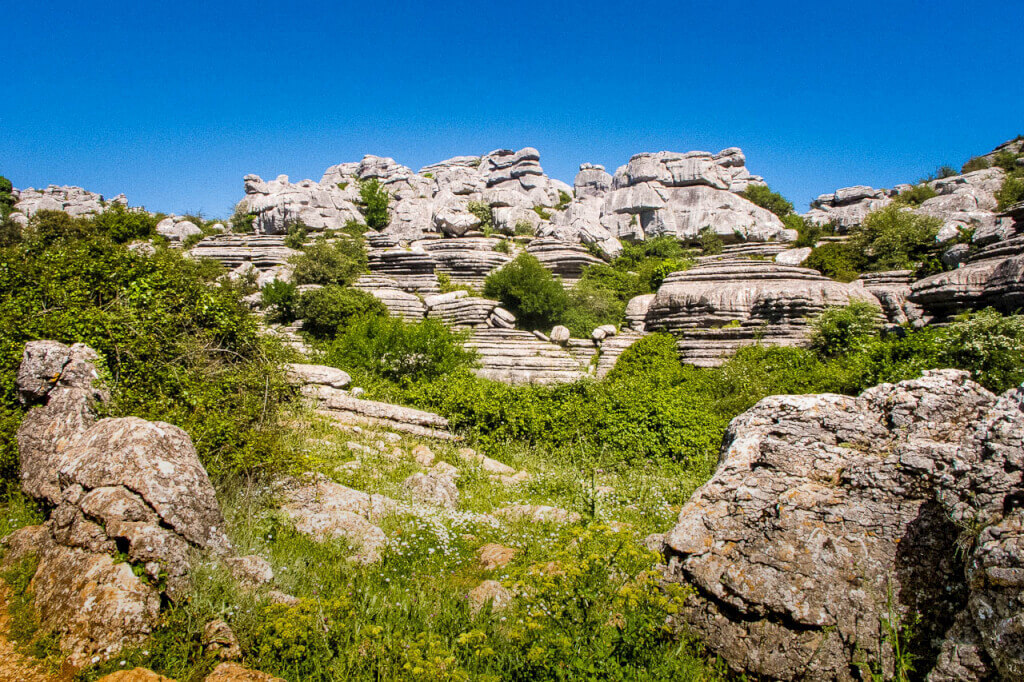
189;234;297;271
858;270;919;324
662;370;1024;681
5;341;231;668
525;238;603;283
594;330;647;378
366;244;439;293
466;329;589;384
642;259;880;366
12;185;127;220
417;237;514;288
909;201;1024;320
351;275;427;320
424;291;499;328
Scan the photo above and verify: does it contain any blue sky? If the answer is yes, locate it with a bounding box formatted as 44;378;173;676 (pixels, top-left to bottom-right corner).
2;0;1022;216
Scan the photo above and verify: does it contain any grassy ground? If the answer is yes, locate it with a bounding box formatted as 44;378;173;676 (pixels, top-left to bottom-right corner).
1;412;727;681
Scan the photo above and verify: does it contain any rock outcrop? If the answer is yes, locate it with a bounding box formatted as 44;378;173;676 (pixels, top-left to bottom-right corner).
5;341;231;668
466;328;589;384
662;370;1024;680
909;201;1024;321
804;185;893;230
12;185;127;219
640;259;880;366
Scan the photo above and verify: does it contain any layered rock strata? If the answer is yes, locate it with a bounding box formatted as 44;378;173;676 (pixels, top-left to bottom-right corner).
466;328;589;384
641;259;880;366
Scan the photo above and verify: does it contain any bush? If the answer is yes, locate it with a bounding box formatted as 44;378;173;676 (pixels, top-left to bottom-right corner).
555;190;572;210
578;264;644;304
993;150;1020;173
296;286;386;338
283;223;308;249
466;201;493;234
697;227;723;255
961;156;991;174
852;204;942;272
810;303;882;357
514;220;534;235
325;316;475;385
492;238;511;254
995;173;1024;210
740;185;794;217
290;238;367;286
357;179;390;230
561;283;625;337
938;309;1024;392
483;253;568;331
261;280;299;323
0;210;292;481
789;215;822;248
230;203;256;233
892;183;938;207
0;176;14;215
804;242;864;281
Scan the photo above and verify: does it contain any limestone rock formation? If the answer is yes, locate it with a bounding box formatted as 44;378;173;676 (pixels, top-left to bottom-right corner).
13;185;127;219
909;201;1024;320
188;234;298;275
804;185;893;230
239;173;362;234
641;258;880;366
156;216;201;242
466;328;590;384
662;370;1024;680
351;275;428;320
6;341;232;667
857;270;920;325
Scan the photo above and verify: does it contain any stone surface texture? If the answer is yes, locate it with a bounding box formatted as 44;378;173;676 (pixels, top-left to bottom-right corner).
662;370;1024;681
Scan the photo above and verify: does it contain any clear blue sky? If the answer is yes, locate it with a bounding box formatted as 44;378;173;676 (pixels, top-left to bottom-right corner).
2;0;1022;217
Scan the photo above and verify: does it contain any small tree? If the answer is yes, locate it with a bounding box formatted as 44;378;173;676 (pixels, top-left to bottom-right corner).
358;179;390;230
740;185;794;218
296;285;386;338
290;238;367;286
483;253;568;330
850;205;942;272
0;176;14;215
810;303;881;357
697;227;723;255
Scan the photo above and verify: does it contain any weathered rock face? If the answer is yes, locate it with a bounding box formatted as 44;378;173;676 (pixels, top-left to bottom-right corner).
13;185;127;219
857;270;921;325
466;328;590;384
662;370;1024;681
188;234;298;274
239;146;784;257
155;216;201;243
590;149;785;242
909;202;1024;320
6;341;232;667
641;259;880;366
804;185;893;230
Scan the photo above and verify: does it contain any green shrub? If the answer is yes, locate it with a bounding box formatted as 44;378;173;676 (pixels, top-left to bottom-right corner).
606;333;685;384
325;316;475;386
283;223;308;249
555;190;572;210
230;203;256;233
789;214;821;248
892;183;938;207
261;280;299;323
492;238;511;254
697;227;723;255
851;204;942;272
514;220;534;235
296;286;386;338
483;253;568;330
618;236;689;266
0;210;292;481
935;165;959;179
804;242;865;282
561;283;625;337
466;201;494;234
290;238;367;286
938;309;1024;392
0;176;15;216
357;179;390;230
995;173;1024;210
740;185;794;217
578;264;644;304
532;206;552;221
993;150;1020;173
810;303;882;357
961;156;991;174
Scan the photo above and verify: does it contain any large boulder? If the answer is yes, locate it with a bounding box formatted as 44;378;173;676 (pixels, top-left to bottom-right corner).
5;341;232;667
662;370;1024;680
13;185;127;219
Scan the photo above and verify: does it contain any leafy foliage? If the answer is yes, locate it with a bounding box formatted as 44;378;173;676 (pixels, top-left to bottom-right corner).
561;283;625;337
283;223;308;249
0;176;16;216
892;183;938;207
324;316;476;386
466;201;494;234
357;179;390;230
740;185;794;217
961;156;991;174
697;227;723;255
810;302;882;357
261;279;299;323
996;172;1024;210
483;254;568;331
230;203;256;233
0;210;293;481
804;241;864;282
852;204;942;272
296;286;386;338
290;237;367;286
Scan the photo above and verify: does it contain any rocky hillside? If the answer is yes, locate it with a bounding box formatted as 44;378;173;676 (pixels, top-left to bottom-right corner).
1;137;1023;681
